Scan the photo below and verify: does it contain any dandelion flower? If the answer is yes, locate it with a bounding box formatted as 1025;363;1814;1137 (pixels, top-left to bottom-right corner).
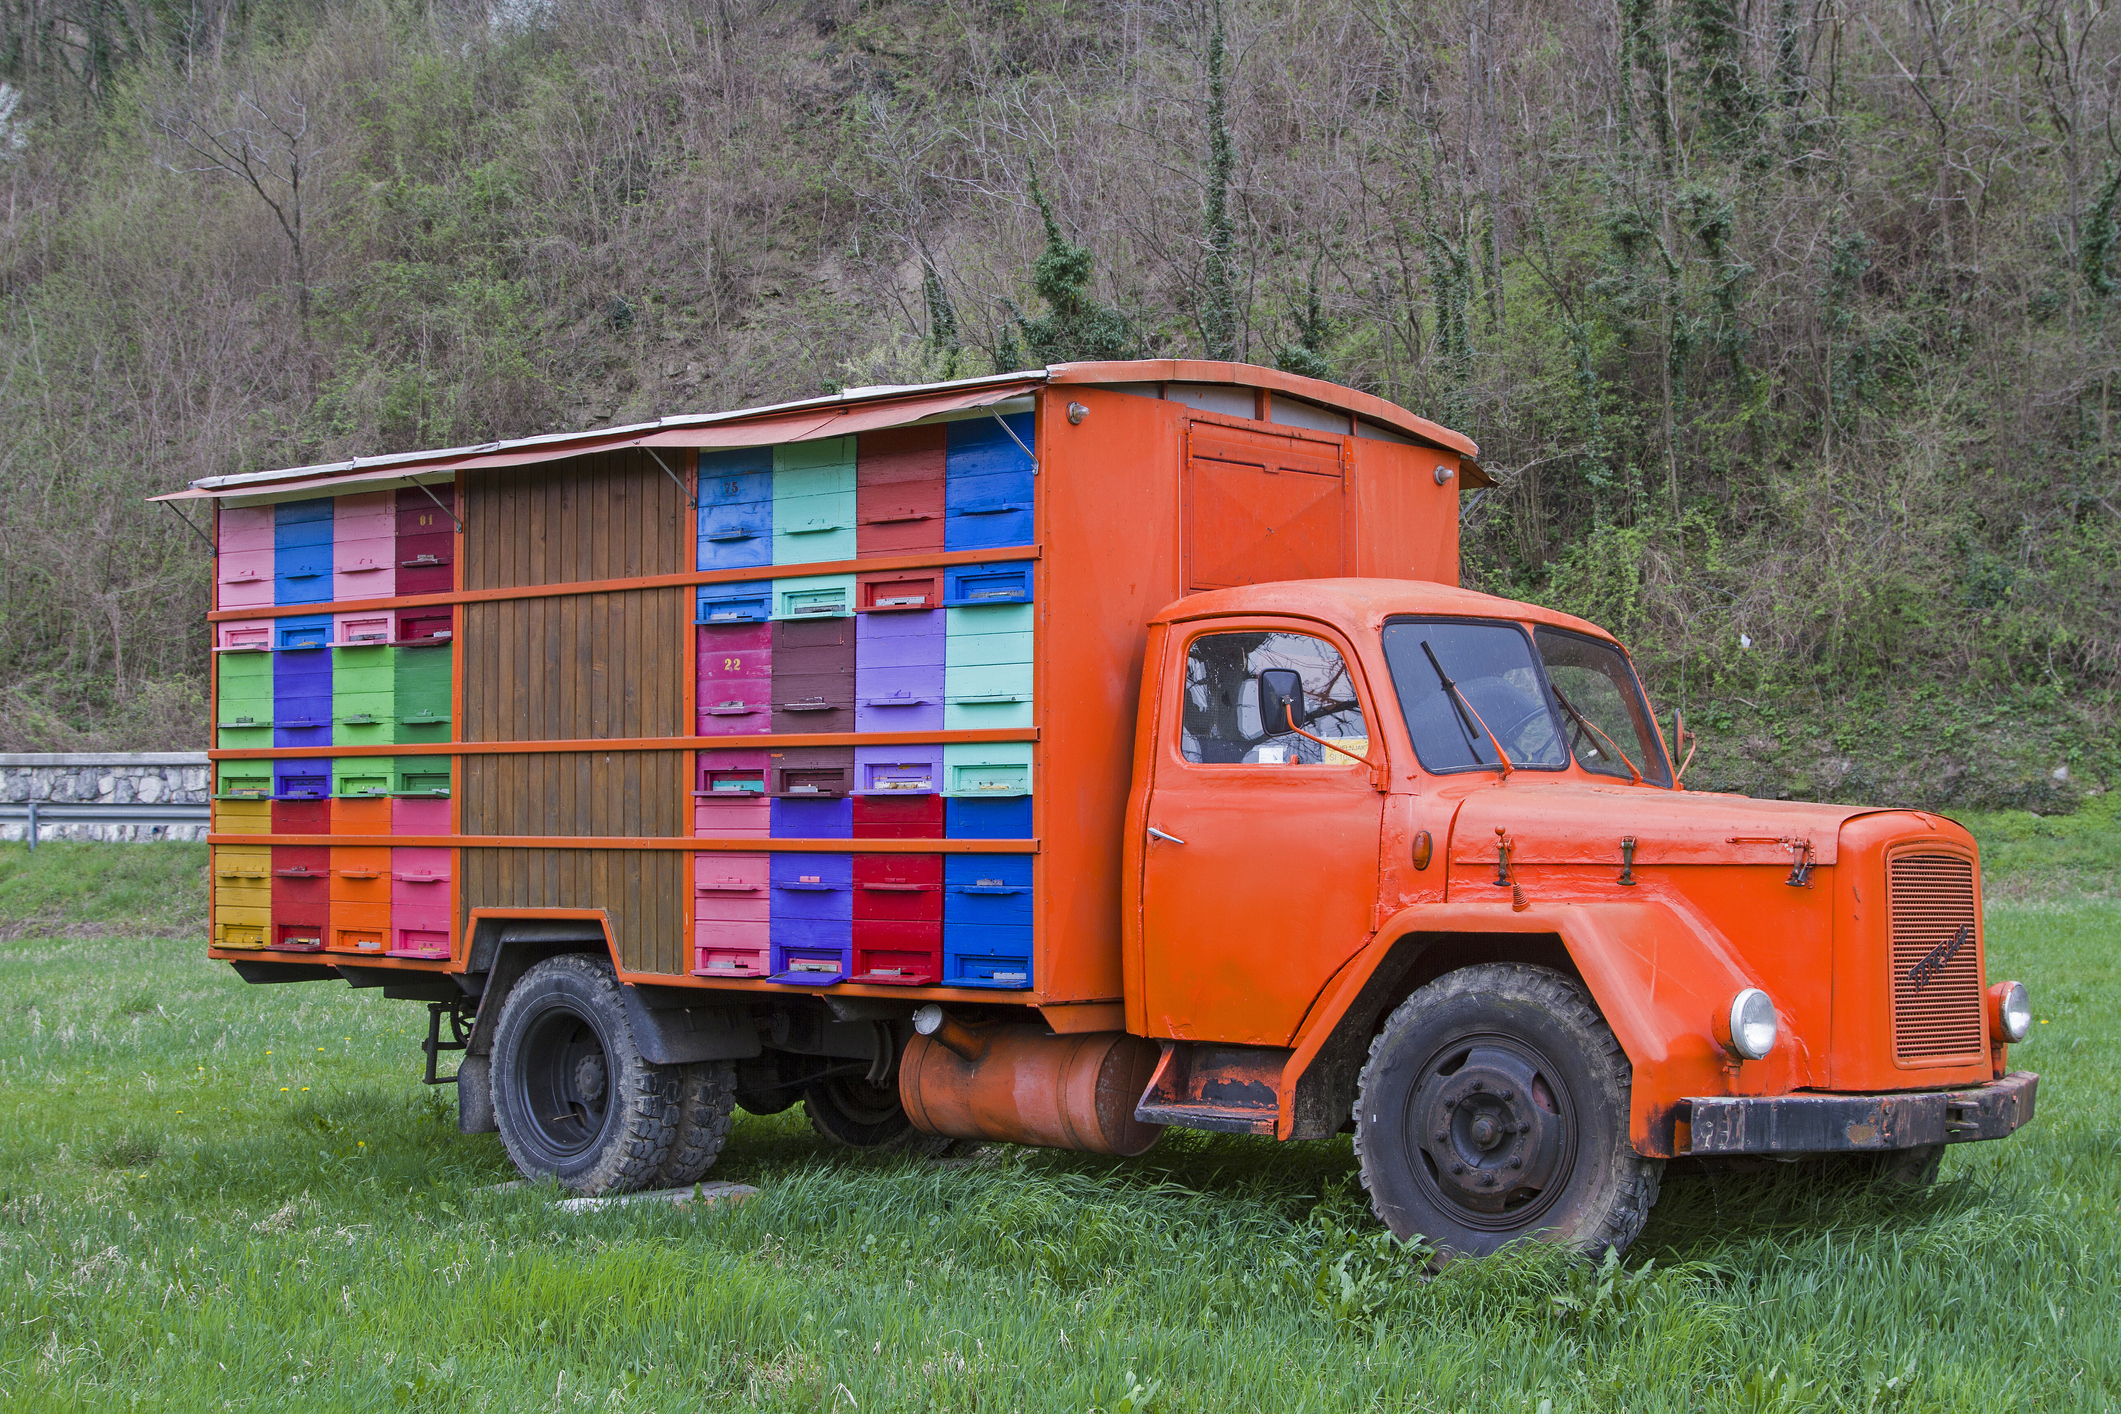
358;1141;366;1148
280;1087;290;1092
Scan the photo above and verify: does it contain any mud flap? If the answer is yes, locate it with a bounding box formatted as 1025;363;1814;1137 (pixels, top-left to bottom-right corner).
457;1054;497;1134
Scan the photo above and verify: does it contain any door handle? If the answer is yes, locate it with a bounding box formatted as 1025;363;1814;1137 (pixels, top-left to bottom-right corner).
1147;827;1186;845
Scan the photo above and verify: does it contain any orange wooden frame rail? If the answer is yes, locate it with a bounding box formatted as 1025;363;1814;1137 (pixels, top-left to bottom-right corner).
204;544;1041;622
208;834;1041;853
205;727;1039;761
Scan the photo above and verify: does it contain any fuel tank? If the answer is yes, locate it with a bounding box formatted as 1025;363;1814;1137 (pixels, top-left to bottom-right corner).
899;1010;1164;1155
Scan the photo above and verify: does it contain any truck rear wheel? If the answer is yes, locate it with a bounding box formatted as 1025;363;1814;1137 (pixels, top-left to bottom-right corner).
1353;963;1661;1261
654;1060;739;1188
491;954;678;1195
805;1075;954;1154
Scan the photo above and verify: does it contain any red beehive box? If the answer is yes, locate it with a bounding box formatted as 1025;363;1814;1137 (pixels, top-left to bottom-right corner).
850;853;942;985
856;425;945;557
268;844;330;951
857;569;943;613
852;794;945;839
396;608;454;645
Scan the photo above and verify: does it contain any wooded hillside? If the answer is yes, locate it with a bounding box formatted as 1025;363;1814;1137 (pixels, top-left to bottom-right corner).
2;0;2115;810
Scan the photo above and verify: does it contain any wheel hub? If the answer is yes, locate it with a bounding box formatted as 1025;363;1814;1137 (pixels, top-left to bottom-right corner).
1412;1044;1567;1216
572;1053;608;1101
518;1008;615;1159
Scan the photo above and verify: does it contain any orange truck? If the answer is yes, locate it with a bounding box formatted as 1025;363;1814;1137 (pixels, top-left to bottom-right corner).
171;361;2035;1256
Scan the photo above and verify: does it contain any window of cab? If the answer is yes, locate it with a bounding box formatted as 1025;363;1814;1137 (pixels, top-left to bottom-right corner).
1179;631;1370;766
1380;616;1671;785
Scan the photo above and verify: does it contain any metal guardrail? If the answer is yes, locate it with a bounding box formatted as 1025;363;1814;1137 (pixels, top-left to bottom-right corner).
0;800;211;850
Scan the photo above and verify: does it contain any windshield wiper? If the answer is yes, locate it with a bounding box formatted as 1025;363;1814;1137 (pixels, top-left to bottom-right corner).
1419;640;1514;777
1549;683;1644;785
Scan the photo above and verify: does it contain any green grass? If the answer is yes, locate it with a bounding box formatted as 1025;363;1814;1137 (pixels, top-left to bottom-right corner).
0;837;2115;1410
1962;792;2121;902
0;841;208;938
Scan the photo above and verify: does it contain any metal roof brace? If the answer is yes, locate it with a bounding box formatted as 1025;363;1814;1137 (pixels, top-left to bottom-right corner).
405;477;464;531
646;448;698;510
984;404;1038;475
159;500;218;558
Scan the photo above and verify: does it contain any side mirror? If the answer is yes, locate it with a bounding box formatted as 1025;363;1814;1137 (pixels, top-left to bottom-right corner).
1672;709;1698;784
1257;669;1303;736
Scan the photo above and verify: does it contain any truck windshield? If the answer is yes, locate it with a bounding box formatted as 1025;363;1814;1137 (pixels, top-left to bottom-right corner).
1533;627;1672;786
1381;618;1671;785
1380;620;1567;773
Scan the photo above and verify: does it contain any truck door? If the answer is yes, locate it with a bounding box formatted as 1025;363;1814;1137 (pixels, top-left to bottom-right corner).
1138;624;1384;1047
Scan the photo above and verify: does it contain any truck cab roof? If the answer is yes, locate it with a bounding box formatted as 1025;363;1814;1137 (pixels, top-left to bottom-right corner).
1154;577;1618;648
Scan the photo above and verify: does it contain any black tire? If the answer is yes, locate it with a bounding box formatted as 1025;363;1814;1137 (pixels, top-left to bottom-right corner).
1353;963;1662;1260
491;953;679;1195
804;1074;955;1154
735;1087;799;1117
654;1060;738;1188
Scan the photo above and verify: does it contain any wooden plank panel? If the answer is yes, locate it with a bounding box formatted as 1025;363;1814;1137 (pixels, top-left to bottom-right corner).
458;846;681;975
464;587;684;743
543;592;564;739
454;450;694;974
462;451;685;592
461;752;685;838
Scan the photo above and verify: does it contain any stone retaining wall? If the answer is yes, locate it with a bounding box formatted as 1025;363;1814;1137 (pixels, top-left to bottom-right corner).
0;753;212;842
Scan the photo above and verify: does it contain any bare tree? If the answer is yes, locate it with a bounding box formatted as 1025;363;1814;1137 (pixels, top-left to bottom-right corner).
159;91;321;330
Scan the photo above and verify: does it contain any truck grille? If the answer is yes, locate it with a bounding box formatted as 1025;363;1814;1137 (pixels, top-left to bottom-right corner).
1888;853;1985;1063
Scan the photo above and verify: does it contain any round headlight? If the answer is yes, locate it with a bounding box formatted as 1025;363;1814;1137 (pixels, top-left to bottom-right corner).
1990;981;2032;1043
1718;988;1778;1061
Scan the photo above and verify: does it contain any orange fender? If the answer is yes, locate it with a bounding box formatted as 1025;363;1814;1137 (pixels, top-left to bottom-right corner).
1279;897;1806;1156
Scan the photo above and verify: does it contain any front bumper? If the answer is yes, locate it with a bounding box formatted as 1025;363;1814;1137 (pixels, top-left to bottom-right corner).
1682;1071;2037;1156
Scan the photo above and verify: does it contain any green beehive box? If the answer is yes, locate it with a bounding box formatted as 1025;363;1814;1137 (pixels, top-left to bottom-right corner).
216;694;274;751
216;759;274;799
770;437;856;565
334;682;395;748
216;653;274;749
331;644;395;694
218;650;274;696
393;757;451;797
332;758;393;798
942;743;1034;798
392;644;453;744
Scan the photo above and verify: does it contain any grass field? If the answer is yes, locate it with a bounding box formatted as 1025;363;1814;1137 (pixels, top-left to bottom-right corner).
0;813;2115;1412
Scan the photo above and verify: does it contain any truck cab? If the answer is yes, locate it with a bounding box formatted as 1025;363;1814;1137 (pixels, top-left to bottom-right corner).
1108;578;2034;1254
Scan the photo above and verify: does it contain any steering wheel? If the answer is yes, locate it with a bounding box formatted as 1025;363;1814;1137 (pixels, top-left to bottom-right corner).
1487;703;1559;760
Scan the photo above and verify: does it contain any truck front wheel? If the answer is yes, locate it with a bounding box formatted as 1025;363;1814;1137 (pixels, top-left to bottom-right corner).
491;954;679;1195
1353;962;1661;1260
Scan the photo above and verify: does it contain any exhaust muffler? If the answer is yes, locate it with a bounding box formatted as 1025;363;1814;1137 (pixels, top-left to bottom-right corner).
899;1005;1164;1156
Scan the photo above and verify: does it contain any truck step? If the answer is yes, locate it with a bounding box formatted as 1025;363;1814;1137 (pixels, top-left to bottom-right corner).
1132;1040;1292;1137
